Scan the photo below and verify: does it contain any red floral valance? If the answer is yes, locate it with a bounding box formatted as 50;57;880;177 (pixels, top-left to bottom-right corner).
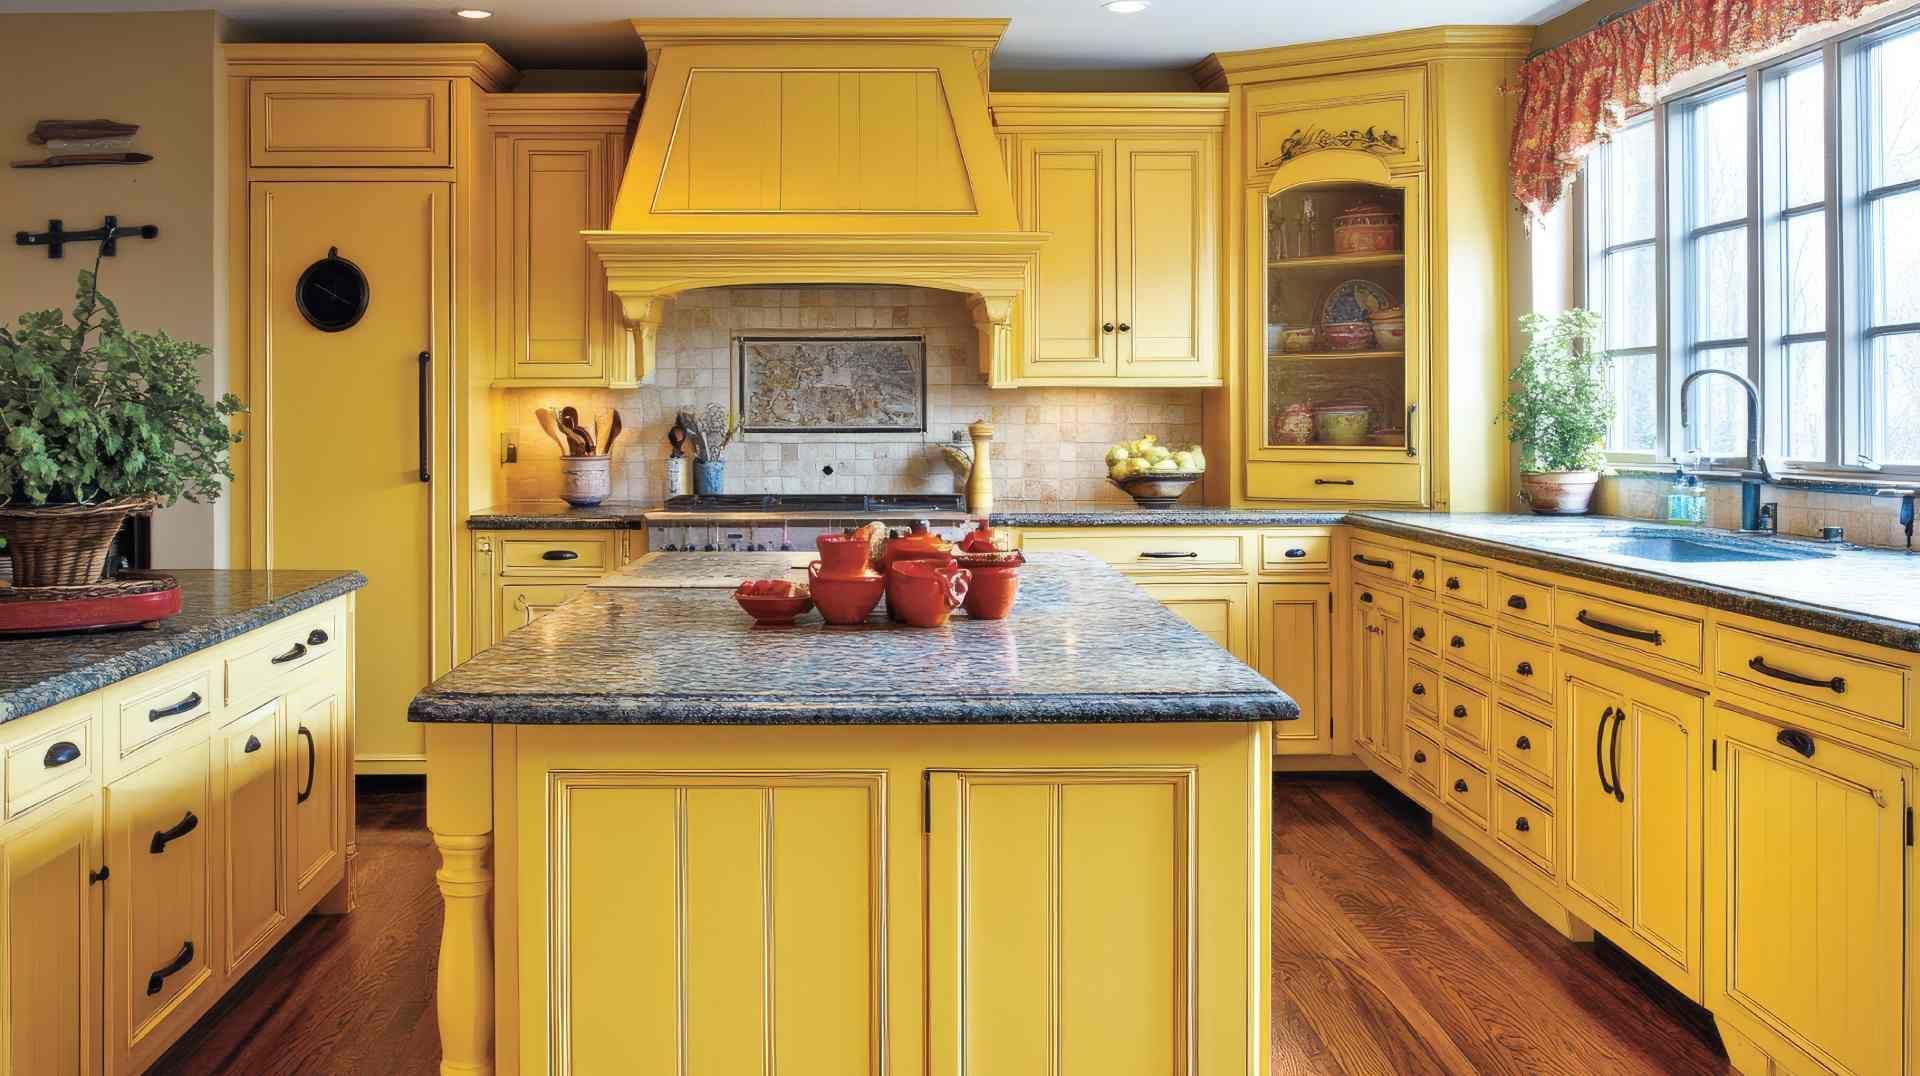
1510;0;1878;217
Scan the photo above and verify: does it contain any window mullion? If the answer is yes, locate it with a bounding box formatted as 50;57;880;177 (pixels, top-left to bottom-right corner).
1746;66;1766;467
1824;38;1845;467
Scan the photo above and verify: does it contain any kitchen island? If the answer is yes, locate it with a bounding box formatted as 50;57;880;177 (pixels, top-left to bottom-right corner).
411;551;1291;1075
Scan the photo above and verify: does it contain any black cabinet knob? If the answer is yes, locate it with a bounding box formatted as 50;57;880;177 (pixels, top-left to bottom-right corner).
1507;594;1528;610
1453;779;1469;793
1102;322;1115;333
1411;569;1426;581
1516;735;1532;751
1411;627;1426;641
1411;683;1426;696
1360;591;1374;603
1413;751;1427;764
1450;636;1466;649
1453;705;1468;719
1446;577;1462;590
1515;817;1531;833
1516;661;1534;677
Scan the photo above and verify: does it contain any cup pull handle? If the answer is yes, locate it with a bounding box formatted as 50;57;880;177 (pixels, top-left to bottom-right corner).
43;741;81;768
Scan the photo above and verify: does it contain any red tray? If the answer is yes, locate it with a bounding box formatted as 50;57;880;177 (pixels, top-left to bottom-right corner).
0;573;182;636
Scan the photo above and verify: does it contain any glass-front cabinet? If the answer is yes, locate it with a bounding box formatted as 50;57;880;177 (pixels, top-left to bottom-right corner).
1245;154;1429;505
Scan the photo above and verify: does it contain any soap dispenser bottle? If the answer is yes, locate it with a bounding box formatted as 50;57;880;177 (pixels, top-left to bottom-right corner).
1687;475;1709;525
1665;469;1693;525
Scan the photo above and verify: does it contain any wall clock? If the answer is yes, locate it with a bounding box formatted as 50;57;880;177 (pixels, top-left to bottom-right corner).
295;246;369;332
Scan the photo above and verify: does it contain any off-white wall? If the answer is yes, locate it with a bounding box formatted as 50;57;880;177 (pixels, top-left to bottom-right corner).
0;10;228;568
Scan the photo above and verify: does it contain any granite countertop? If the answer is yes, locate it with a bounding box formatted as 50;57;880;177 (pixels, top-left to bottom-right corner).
410;551;1297;726
991;503;1345;527
1;569;368;726
468;500;655;529
1349;512;1920;653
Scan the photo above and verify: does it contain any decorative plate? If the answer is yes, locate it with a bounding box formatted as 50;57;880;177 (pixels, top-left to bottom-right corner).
1320;279;1396;326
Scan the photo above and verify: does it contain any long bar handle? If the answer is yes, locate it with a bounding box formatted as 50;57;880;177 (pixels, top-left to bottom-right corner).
417;350;432;483
1748;656;1845;694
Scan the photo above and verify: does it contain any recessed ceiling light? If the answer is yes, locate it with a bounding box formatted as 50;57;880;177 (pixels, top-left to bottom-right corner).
453;8;493;18
1103;0;1150;12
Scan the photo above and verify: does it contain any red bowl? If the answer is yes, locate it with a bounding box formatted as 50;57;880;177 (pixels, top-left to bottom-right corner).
733;587;814;625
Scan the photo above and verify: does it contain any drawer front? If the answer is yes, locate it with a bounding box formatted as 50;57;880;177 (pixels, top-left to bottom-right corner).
1021;530;1249;574
1246;461;1426;506
1406;729;1442;796
1495;573;1554;632
3;702;98;821
1406;659;1439;718
1258;532;1331;572
1495;705;1554;790
1441;677;1490;750
250;78;452;167
1406;602;1440;656
1406;552;1438;598
501;535;614;575
1351;582;1404;620
1494;783;1554;875
1348;538;1408;584
1713;626;1906;737
225;606;343;706
1440;613;1492;679
1442;751;1491;829
1438;559;1489;611
502;583;590;637
1555;589;1704;672
116;666;213;762
1495;630;1555;703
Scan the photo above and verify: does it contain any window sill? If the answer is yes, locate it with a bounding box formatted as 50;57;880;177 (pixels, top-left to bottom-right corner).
1604;461;1920;495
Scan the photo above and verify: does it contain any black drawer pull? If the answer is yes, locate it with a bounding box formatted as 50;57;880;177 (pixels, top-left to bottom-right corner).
1413;750;1427;764
1748;656;1845;694
1514;817;1531;833
1446;576;1462;591
1453;779;1469;793
1138;551;1199;559
1284;548;1308;559
1452;705;1469;719
1515;735;1532;751
43;741;81;768
1576;609;1663;645
1775;728;1816;758
1411;569;1426;581
145;940;194;997
1515;661;1534;677
307;628;330;646
297;725;317;804
1102;322;1115;334
1315;478;1357;486
148;692;201;722
1359;591;1374;604
1352;553;1394;569
1411;627;1426;641
1449;635;1466;649
1411;682;1427;696
243;734;262;754
541;549;581;561
150;810;199;854
270;642;308;666
1506;594;1528;610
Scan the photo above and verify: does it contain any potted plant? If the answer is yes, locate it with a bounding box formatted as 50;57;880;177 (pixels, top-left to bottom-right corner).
0;269;244;586
1500;308;1613;515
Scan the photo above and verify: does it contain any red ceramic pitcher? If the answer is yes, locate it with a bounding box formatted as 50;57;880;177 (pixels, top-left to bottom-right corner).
814;531;879;579
886;559;971;628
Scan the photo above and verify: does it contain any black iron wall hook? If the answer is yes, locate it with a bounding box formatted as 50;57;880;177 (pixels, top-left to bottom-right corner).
14;216;158;259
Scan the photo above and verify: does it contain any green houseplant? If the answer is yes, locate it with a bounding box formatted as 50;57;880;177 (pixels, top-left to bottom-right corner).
0;268;244;586
1500;308;1614;515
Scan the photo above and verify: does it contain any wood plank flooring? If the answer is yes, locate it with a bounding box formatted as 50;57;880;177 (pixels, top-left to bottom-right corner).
152;775;1731;1075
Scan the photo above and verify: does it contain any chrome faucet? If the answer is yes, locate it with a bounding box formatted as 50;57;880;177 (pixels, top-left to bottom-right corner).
1678;368;1775;532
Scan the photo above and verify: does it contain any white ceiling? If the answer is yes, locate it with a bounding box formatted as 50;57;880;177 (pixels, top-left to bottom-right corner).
0;0;1566;79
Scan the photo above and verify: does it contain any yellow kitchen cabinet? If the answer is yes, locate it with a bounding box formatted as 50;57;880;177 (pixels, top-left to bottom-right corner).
1257;581;1333;754
105;740;215;1075
1352;583;1405;770
486;95;640;387
469;529;635;656
1562;651;1704;999
248;77;454;168
0;785;101;1076
1707;699;1910;1076
992;95;1225;387
217;700;284;978
1138;580;1250;663
287;679;346;913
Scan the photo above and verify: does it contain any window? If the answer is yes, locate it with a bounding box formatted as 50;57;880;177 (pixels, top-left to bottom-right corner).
1578;8;1920;474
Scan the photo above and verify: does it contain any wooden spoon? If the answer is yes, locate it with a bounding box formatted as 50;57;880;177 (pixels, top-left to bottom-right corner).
559;406;594;455
592;412;611;457
604;410;625;454
533;408;572;455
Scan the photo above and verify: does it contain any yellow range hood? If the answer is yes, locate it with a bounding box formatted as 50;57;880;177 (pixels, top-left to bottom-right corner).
586;19;1047;385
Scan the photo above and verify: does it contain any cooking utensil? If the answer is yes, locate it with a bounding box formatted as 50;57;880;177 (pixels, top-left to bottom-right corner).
533;408;572;455
592;412;611;456
559;406;594;455
604;410;625;454
677;410;710;459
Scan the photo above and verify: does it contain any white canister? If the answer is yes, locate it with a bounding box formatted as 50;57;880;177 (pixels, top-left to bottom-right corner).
560;455;612;506
664;455;687;498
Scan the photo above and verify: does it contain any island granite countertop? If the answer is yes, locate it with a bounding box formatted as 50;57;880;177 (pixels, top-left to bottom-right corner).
1348;512;1920;653
410;551;1296;726
467;499;1343;530
1;569;367;726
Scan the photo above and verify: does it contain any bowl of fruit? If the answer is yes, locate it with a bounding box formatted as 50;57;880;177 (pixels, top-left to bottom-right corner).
733;579;814;625
1105;436;1206;509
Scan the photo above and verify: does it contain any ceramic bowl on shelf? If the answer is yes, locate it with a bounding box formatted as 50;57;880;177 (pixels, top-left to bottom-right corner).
1111;471;1203;509
1315;401;1373;445
1320;320;1375;351
1369;315;1406;350
1273;402;1316;445
732;580;814;625
1278;325;1318;353
1332;201;1401;254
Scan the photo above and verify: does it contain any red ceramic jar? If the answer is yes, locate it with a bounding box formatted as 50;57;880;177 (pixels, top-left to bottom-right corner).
886;559;971;628
956;550;1023;620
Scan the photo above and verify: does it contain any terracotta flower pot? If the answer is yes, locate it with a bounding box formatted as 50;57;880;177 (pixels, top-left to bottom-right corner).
1518;470;1600;515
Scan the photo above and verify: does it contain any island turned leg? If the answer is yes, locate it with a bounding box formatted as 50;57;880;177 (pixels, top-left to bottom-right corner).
427;724;495;1076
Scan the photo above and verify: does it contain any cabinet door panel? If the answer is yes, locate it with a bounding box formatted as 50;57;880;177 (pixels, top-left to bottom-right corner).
1626;695;1694;967
928;770;1193;1076
1565;673;1630;922
1138;581;1248;663
1371;606;1405;769
1;788;100;1076
1710;703;1907;1076
503;138;611;381
1258;583;1332;754
1116;137;1212;379
287;684;344;908
1020;139;1116;377
220;700;285;975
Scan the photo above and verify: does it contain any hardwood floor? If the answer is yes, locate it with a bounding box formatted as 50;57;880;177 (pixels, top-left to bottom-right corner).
153;775;1731;1075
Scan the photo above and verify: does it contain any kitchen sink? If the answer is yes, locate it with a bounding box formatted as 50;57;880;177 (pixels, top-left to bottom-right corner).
1593;530;1836;564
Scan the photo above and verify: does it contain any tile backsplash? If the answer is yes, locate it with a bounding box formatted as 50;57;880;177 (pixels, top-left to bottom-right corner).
498;286;1206;507
1595;473;1914;551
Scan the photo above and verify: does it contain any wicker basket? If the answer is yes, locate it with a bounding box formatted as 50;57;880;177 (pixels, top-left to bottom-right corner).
0;496;158;587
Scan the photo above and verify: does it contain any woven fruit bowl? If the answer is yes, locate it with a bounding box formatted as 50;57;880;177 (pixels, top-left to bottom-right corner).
1110;471;1203;510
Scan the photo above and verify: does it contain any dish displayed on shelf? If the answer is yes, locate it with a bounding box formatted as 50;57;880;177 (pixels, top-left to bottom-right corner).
1273;402;1316;445
1314;401;1373;445
1320;320;1375;351
1278;325;1318;353
1321;278;1396;326
1332;201;1401;254
1368;305;1407;349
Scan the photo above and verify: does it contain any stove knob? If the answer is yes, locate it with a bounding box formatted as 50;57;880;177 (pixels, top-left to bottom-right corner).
661;543;677;552
780;542;794;551
703;543;717;552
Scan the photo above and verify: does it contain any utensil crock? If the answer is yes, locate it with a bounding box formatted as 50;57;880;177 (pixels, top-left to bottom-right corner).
559;455;611;506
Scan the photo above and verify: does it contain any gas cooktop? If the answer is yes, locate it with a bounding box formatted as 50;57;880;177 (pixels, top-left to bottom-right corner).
644;493;973;552
658;494;965;514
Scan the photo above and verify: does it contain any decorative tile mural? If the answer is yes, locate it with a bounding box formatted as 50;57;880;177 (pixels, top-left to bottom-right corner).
737;333;926;434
